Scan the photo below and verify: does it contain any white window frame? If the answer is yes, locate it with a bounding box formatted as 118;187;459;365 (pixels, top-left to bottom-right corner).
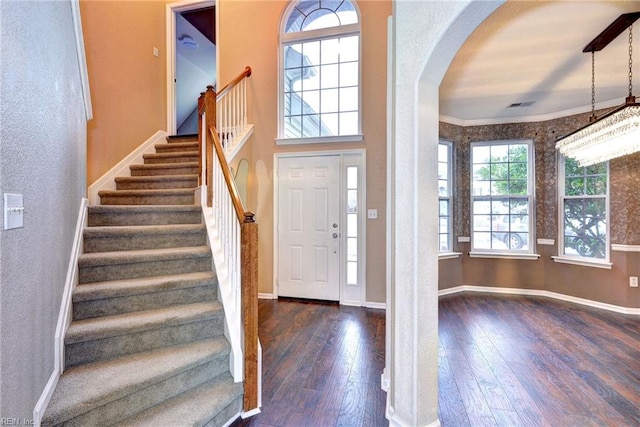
438;140;453;253
470;139;537;257
553;154;611;269
276;1;363;145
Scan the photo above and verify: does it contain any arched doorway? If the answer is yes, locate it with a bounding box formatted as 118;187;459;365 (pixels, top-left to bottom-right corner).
386;2;504;425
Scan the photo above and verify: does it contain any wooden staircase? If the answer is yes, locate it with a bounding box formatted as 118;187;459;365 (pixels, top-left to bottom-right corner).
42;135;243;426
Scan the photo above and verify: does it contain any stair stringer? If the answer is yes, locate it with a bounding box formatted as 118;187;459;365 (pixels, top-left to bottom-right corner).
88;130;169;205
201;203;244;383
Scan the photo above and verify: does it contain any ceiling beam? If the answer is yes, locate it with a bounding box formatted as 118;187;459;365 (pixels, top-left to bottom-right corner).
583;12;640;52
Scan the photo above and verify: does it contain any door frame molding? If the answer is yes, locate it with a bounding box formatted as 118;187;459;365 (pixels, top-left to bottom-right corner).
165;0;217;134
273;149;367;305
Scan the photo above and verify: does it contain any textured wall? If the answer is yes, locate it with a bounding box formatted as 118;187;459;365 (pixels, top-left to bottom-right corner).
0;0;87;419
438;110;640;307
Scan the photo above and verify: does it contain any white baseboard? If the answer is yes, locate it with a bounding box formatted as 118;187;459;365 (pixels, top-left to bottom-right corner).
439;285;640;315
258;293;276;299
34;198;88;426
365;301;386;310
87;130;168;205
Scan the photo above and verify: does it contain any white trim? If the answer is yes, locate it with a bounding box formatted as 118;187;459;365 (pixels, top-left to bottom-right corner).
70;0;92;121
551;256;613;269
87;131;168;205
381;368;390;392
469;252;540;260
275;135;364;145
225;125;254;162
457;236;470;243
365;301;386;310
258;293;276;300
537;238;555;245
341;300;363;307
273;149;367;305
241;408;261;419
438;252;462;260
166;0;216;134
34;198;88;426
611;244;640;252
439;98;623;127
438;285;640;315
387;412;441;427
221;413;241;427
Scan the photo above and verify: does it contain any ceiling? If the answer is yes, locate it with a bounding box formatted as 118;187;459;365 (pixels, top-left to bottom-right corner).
439;1;640;125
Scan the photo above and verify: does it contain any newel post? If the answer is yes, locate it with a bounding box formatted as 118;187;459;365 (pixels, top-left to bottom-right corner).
203;85;216;207
241;211;259;412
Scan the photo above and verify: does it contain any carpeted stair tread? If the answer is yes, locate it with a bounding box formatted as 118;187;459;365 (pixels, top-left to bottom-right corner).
130;162;199;171
115;175;198;189
65;301;222;344
119;373;242;427
79;246;211;268
43;337;230;426
166;134;198;142
143;152;199;164
88;205;202;225
98;188;196;197
83;223;205;239
73;271;216;303
154;142;199;152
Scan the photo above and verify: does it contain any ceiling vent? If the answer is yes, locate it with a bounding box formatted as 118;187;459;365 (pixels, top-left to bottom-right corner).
507;101;536;108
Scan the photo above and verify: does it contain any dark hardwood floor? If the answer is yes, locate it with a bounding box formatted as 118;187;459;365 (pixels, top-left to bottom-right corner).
232;298;387;427
233;294;640;427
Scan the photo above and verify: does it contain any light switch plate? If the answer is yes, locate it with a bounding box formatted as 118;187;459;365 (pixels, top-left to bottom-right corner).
4;193;24;230
367;209;378;219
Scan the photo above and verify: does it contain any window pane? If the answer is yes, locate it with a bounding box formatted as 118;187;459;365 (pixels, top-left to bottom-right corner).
438;180;449;197
439;217;449;234
473;200;491;214
439;234;449;252
347;237;357;261
586;176;607;195
320;88;339;113
347;189;357;213
473;146;491;164
473;215;490;232
491;144;508;161
302;114;320;137
320;65;339;89
340;62;359;87
347;213;357;237
474;232;492;249
565;177;584;196
339;112;358;135
320;114;338;136
439;199;449;216
340;36;359;62
302;40;320;64
347;166;358;188
321;38;339;64
339;87;358;111
347;261;357;285
438;162;448;181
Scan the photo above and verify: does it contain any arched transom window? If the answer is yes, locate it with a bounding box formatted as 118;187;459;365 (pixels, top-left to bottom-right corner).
279;0;362;143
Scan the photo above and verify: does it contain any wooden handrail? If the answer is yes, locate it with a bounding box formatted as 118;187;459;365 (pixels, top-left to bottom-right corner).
197;66;259;414
217;66;252;100
209;127;245;221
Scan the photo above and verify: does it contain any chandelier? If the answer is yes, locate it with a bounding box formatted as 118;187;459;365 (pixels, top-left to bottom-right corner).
556;12;640;167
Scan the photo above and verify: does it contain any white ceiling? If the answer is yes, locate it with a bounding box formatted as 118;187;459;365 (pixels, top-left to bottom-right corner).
439;1;640;125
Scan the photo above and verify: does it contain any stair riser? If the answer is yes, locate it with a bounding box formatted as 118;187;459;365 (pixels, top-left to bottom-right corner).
73;285;216;320
79;256;212;284
99;193;194;205
57;356;229;427
65;316;224;367
130;166;199;176
155;144;198;153
83;232;206;253
116;179;198;190
144;155;199;165
88;211;202;227
205;395;244;427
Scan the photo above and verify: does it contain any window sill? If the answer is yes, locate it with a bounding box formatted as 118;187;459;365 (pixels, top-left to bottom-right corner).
275;134;364;145
551;256;612;269
438;252;462;260
469;252;541;260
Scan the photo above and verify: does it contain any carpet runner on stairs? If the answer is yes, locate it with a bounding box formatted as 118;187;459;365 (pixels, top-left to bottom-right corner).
43;135;242;426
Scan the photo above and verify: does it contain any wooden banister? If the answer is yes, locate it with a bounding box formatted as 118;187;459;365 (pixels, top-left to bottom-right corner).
217;66;252;100
197;66;259;414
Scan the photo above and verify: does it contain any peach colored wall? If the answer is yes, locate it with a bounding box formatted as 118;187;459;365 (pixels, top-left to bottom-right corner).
218;0;391;303
81;0;167;185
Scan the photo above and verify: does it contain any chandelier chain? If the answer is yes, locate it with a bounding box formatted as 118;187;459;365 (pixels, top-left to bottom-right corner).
591;50;596;117
629;24;633;97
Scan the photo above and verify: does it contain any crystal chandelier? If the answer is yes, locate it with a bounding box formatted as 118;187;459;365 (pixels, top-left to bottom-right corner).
557;13;640;167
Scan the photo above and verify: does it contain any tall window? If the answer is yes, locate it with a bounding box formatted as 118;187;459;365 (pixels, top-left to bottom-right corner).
438;141;453;252
558;156;609;260
471;140;534;252
279;0;361;141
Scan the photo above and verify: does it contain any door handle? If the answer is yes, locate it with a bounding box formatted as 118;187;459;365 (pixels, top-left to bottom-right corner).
332;233;338;239
333;223;338;228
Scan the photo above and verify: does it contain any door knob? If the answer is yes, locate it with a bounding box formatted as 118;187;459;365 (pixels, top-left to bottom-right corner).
333;223;338;228
332;233;338;238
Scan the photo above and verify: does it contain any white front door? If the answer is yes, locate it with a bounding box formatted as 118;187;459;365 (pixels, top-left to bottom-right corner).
277;155;341;300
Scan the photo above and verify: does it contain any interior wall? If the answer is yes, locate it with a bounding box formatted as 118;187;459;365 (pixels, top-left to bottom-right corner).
218;0;391;303
0;0;87;418
81;0;167;185
438;113;640;308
